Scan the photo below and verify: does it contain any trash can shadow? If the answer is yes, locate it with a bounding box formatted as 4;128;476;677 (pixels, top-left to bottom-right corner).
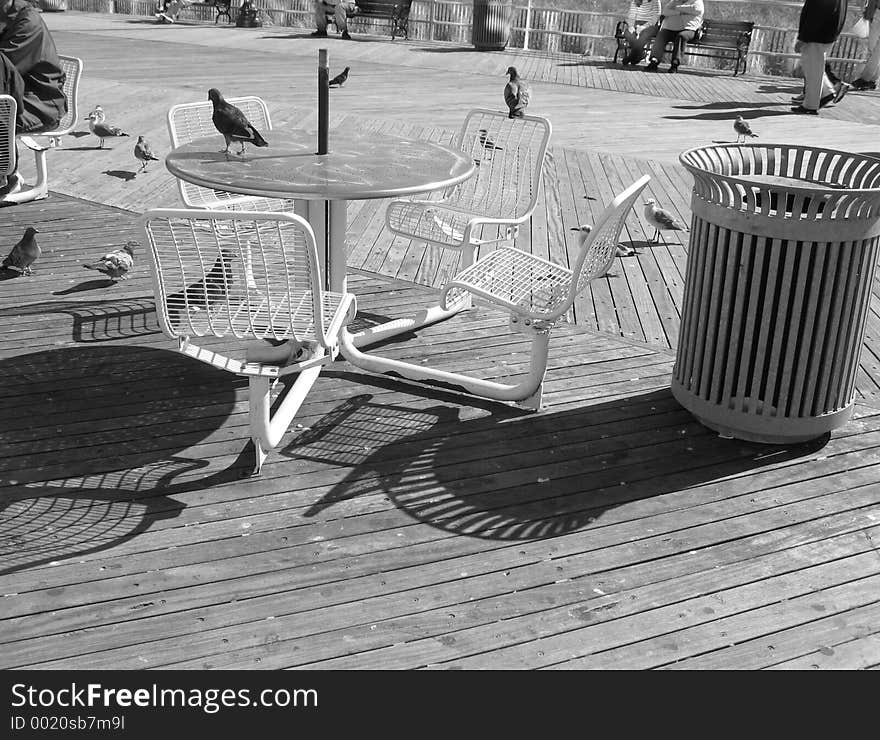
674;143;880;443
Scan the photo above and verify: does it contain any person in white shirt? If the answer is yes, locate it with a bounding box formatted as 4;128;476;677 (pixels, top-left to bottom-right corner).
620;0;662;65
312;0;358;39
851;0;879;90
645;0;704;72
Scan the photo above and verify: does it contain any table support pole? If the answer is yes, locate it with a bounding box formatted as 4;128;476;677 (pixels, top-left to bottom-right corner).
307;199;329;290
329;199;348;294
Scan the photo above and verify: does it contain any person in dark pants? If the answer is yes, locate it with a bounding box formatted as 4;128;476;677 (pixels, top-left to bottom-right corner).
645;0;704;72
792;0;847;113
0;0;67;195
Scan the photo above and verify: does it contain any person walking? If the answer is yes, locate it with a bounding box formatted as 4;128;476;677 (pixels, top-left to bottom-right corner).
851;0;879;90
792;0;847;113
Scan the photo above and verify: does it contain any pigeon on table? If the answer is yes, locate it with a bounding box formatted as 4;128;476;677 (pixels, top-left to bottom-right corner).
82;241;136;281
733;115;758;143
207;88;268;156
1;227;40;275
644;198;685;243
504;66;531;119
86;111;129;148
134;136;160;172
328;67;350;87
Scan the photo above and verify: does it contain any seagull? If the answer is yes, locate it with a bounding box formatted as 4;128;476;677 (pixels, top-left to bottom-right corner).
85;105;105;123
82;242;136;281
134;136;160;172
207;88;268;156
1;227;40;275
734;115;758;143
644;199;685;243
328;66;350;87
504;66;531;119
86;111;129;148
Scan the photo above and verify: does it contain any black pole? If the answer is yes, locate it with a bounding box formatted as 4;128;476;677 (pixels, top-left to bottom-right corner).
318;49;329;155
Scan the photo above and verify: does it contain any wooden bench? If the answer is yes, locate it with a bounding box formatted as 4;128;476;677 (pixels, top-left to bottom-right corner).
326;0;413;40
614;18;754;76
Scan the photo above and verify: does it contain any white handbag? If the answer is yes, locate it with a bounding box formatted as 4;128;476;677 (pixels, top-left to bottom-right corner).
852;17;871;39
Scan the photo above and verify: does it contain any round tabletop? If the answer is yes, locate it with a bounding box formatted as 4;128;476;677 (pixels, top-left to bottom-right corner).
165;128;476;201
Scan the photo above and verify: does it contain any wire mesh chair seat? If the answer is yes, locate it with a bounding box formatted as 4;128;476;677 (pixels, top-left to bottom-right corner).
385;109;552;264
167;97;297;213
1;55;82;205
141;209;357;475
342;175;651;410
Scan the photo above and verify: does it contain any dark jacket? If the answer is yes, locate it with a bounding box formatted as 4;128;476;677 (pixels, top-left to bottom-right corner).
797;0;847;45
0;0;67;131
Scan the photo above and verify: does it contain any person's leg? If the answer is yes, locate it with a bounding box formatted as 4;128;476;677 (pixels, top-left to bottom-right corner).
670;30;694;70
628;24;657;64
800;42;829;110
855;21;880;85
313;1;330;33
335;2;349;36
648;28;673;67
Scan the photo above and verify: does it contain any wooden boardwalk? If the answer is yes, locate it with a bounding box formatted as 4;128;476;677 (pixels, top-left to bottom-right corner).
1;12;880;670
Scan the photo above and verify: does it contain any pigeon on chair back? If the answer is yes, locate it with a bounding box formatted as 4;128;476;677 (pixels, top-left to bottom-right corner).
207;88;269;156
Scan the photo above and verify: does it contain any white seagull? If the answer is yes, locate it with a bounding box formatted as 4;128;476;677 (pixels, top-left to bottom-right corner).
644;199;685;243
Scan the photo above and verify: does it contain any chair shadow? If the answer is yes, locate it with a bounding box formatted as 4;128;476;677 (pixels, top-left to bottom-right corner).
0;344;246;574
0;298;161;343
283;377;827;542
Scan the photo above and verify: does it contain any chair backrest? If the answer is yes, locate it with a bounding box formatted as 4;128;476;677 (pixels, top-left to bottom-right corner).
140;209;328;345
570;174;651;297
0;95;16;176
443;108;551;222
49;55;82;137
167;96;273;207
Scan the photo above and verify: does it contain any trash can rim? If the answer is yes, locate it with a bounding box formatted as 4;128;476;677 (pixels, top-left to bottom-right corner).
678;143;880;198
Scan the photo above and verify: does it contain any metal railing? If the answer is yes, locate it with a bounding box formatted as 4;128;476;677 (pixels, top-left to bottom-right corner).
64;0;874;78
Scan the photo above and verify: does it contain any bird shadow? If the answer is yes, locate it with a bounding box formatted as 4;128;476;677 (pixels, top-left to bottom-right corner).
63;145;107;151
53;278;117;295
664;109;794;122
0;268;24;280
414;46;483;53
67;130;91;139
103;169;137;182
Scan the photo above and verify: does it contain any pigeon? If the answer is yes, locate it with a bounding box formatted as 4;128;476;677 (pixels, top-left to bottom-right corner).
183;249;237;310
134;136;160;172
644;198;685;243
82;241;136;280
86;111;129;148
734;115;758;143
478;128;503;153
504;66;531;119
1;227;40;275
328;66;350;87
207;88;268;156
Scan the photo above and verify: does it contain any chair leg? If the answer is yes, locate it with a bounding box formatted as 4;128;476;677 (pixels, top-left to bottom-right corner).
248;363;324;475
340;326;550;410
1;136;49;205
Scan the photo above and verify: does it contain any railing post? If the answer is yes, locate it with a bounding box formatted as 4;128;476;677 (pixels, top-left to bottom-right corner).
523;0;532;51
428;0;436;41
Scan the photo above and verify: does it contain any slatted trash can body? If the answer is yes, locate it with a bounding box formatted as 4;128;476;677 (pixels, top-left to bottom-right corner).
674;144;880;443
472;0;513;51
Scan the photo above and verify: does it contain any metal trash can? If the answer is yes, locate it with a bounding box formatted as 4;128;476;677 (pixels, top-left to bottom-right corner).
673;143;880;444
472;0;513;51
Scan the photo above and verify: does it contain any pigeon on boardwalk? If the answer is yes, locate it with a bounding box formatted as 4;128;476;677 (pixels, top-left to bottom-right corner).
207;88;268;156
504;66;531;119
478;129;503;153
734;115;758;143
86;111;129;148
82;242;136;281
134;136;160;172
644;198;685;243
328;67;350;87
184;249;237;309
2;227;40;275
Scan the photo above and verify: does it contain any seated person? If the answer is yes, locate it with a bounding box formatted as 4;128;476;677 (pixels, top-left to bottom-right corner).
645;0;704;72
312;0;358;40
0;0;67;196
619;0;662;65
155;0;189;23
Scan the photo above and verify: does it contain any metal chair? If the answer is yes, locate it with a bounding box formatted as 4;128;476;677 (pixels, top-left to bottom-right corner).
140;209;357;475
167;96;298;213
1;55;82;205
385;109;552;270
342;175;651;410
